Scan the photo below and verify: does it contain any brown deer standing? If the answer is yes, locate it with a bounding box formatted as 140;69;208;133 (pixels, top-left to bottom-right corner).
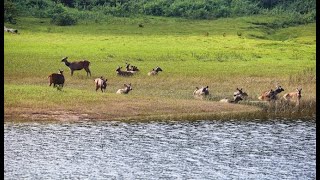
283;88;302;106
61;57;91;76
48;69;65;90
94;77;107;92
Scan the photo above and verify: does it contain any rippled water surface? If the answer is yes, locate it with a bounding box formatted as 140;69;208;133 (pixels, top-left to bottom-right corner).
4;119;316;179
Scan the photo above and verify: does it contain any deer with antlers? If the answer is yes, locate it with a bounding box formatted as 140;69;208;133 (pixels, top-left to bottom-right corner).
61;57;91;76
116;66;134;76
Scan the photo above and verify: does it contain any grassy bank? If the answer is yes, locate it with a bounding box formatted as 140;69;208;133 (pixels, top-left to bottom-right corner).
4;15;316;122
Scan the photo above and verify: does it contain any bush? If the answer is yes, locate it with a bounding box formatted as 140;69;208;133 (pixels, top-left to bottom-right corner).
143;0;169;16
47;3;66;16
51;12;77;26
230;0;260;16
6;0;316;22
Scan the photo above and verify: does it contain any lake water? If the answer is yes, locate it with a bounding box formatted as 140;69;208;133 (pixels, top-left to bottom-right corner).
4;118;316;179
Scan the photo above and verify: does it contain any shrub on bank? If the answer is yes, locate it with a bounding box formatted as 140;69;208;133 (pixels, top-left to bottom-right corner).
51;11;77;26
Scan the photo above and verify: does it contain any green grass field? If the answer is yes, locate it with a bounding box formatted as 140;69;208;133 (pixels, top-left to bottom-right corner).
4;15;316;121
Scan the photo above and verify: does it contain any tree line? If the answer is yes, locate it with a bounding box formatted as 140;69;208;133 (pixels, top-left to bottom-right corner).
4;0;316;25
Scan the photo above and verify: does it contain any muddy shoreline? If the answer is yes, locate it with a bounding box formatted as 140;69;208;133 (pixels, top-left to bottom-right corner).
4;105;263;122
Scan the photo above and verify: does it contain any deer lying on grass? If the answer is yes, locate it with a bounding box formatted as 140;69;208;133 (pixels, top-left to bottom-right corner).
193;86;209;99
148;66;163;76
283;88;302;105
48;69;65;89
258;85;284;101
116;83;133;94
220;95;243;103
61;57;91;76
4;26;18;34
94;77;107;92
233;88;248;100
125;63;139;73
116;66;134;76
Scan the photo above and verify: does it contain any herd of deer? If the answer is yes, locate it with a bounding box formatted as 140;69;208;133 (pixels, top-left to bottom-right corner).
48;57;302;105
48;57;162;94
193;85;302;105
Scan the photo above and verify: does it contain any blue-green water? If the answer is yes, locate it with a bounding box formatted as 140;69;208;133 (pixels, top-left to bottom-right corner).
4;119;316;179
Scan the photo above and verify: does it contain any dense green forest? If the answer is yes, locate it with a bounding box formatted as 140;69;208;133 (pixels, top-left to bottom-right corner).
4;0;316;26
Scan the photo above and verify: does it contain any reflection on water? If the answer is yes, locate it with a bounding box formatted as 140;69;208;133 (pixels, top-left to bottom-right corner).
4;119;316;179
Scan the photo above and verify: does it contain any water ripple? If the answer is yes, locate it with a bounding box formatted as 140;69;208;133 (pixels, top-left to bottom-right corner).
4;119;316;179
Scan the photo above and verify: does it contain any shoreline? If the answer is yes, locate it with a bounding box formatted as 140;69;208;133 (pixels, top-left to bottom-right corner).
4;100;316;123
4;104;262;123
